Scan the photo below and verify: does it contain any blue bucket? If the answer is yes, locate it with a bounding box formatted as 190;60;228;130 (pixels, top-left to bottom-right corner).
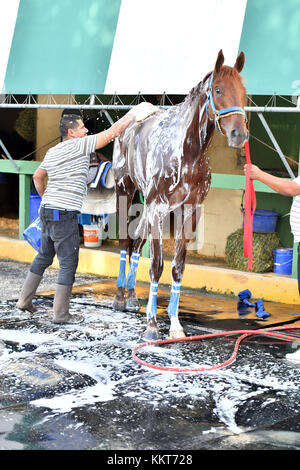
273;247;293;275
23;217;41;251
243;209;279;233
30;193;41;222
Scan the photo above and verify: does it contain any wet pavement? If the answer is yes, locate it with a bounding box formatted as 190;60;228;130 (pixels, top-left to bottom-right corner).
0;259;300;455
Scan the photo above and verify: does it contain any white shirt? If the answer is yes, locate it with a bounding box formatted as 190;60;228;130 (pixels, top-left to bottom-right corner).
39;134;97;211
290;176;300;242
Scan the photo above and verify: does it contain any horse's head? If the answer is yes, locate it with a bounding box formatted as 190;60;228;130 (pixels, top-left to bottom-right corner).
206;49;249;148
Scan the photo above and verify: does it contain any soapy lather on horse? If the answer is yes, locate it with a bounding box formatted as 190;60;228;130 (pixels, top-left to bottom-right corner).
112;50;249;340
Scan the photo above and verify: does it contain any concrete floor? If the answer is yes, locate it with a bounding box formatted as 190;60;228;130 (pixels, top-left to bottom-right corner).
0;259;300;451
1;234;300;306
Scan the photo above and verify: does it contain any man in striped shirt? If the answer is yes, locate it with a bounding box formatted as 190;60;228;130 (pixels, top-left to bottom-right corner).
17;102;158;324
244;163;300;363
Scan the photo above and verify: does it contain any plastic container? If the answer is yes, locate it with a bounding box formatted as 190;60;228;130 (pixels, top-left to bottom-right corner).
77;213;92;225
243;209;279;233
0;172;7;184
23;217;41;251
78;213;108;226
273;247;293;275
83;224;103;247
30;193;41;222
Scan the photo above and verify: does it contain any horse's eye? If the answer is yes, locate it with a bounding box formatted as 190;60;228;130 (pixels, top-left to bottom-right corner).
215;87;221;94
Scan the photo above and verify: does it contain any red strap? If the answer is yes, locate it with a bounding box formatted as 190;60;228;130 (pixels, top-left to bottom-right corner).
243;140;256;270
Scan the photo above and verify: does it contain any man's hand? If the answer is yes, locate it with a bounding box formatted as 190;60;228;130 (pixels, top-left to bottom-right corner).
129;102;159;122
244;163;263;180
243;163;300;197
95;102;159;149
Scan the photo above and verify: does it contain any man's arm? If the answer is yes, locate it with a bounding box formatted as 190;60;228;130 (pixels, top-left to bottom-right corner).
244;164;300;197
95;102;159;149
95;113;134;149
33;168;47;197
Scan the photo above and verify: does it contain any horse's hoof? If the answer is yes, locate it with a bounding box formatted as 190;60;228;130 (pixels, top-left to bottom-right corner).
169;329;186;339
143;327;160;341
125;297;140;312
112;298;126;311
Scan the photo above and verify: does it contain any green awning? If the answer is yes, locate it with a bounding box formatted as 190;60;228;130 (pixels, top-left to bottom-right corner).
3;0;122;94
1;0;300;96
239;0;300;95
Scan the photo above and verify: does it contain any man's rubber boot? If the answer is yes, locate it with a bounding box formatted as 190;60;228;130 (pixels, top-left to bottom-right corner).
16;271;43;313
52;284;84;324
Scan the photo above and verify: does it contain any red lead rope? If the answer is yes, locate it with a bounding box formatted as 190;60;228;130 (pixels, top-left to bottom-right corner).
243;140;256;270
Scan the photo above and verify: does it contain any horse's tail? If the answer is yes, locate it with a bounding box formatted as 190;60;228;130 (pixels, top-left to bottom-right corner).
128;237;134;264
128;189;141;263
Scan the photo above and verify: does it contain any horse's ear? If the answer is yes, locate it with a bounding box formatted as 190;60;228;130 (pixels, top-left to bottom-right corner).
214;49;224;73
234;51;245;73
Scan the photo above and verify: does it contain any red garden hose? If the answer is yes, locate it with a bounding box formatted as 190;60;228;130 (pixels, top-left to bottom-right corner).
132;325;300;373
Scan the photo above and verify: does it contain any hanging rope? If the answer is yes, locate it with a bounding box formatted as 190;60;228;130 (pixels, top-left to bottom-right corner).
243;140;256;270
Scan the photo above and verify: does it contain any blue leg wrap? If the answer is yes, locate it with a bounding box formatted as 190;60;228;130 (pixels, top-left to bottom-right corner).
116;250;127;288
146;282;158;319
167;281;181;318
126;252;140;290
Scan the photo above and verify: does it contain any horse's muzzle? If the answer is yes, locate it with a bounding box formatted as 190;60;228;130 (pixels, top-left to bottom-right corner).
228;128;249;148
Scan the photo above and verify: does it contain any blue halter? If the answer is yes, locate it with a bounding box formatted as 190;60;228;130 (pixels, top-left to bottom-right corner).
205;73;247;135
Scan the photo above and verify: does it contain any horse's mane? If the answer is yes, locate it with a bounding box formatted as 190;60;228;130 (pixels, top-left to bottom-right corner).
183;65;245;108
182;72;212;108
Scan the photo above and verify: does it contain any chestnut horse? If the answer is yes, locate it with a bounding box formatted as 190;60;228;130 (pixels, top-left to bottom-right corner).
112;50;248;340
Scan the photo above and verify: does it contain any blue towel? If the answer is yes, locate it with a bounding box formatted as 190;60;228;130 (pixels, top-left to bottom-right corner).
237;289;270;319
